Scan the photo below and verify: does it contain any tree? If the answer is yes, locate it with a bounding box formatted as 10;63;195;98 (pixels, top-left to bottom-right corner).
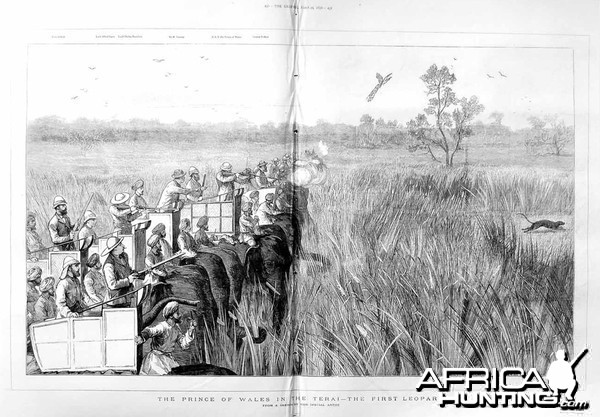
357;114;376;146
525;115;573;155
489;111;504;126
406;64;485;166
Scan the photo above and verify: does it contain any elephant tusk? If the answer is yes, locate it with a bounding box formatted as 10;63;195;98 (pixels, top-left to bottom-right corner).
265;282;280;296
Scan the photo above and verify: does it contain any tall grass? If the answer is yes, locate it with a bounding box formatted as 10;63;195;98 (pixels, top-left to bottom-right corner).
300;166;573;375
26;161;574;376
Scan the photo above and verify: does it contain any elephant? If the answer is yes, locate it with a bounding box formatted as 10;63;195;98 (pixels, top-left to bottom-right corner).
219;224;293;335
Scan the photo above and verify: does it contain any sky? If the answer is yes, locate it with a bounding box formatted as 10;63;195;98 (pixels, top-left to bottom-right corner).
27;44;574;129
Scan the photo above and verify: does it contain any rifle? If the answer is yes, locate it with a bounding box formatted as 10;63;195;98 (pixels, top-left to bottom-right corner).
137;252;184;275
30;229;121;254
77;252;184;313
78;284;152;313
74;193;95;230
570;348;589;368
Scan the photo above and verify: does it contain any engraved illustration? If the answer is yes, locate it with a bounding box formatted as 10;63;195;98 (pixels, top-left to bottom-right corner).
25;44;574;377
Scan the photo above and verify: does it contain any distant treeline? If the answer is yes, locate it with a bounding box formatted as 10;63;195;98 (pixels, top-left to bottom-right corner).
27;115;569;155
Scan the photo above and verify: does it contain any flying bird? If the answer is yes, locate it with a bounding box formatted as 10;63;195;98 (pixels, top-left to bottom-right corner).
94;77;99;81
88;66;96;70
366;72;392;102
498;71;507;77
153;58;165;63
453;57;457;61
71;96;78;100
184;85;189;89
164;72;172;77
80;88;88;93
486;73;494;78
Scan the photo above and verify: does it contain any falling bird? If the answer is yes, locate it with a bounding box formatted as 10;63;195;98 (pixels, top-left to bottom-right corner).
486;73;494;78
498;71;507;77
153;58;165;63
366;72;392;102
88;66;96;70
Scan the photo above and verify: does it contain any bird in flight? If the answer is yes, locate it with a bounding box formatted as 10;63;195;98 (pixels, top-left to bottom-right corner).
80;88;88;93
165;72;172;77
366;72;392;102
71;96;78;100
184;85;189;89
453;57;457;61
94;77;99;81
498;71;508;77
153;58;165;63
486;73;494;78
88;66;96;70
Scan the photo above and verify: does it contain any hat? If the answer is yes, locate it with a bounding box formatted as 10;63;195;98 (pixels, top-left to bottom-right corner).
27;266;42;282
111;192;130;205
241;202;252;212
152;223;166;234
59;256;80;280
86;253;100;268
196;215;209;228
258;160;267;167
249;190;259;199
265;193;275;202
163;301;179;319
220;162;232;172
172;169;186;179
283;153;291;160
53;196;67;209
131;179;144;190
147;234;161;248
101;236;124;256
272;158;280;163
189;166;199;175
39;277;55;293
83;210;97;224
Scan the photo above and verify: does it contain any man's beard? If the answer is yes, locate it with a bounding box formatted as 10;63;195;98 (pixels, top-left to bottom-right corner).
172;316;182;324
58;208;68;215
71;268;80;277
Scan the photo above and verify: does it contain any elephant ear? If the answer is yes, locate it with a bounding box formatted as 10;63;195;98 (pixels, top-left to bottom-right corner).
244;246;264;285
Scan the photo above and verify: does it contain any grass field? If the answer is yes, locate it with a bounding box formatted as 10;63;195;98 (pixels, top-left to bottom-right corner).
26;138;574;376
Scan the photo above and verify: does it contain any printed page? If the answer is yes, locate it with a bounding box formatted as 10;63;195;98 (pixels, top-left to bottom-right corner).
2;1;599;417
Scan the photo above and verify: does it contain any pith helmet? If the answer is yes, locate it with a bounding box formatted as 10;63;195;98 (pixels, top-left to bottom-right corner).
220;162;232;172
258;160;267;167
131;179;144;190
189;166;200;175
111;192;130;205
59;256;80;280
265;193;275;202
53;196;67;209
172;169;186;179
241;202;252;212
101;236;124;256
83;210;97;224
